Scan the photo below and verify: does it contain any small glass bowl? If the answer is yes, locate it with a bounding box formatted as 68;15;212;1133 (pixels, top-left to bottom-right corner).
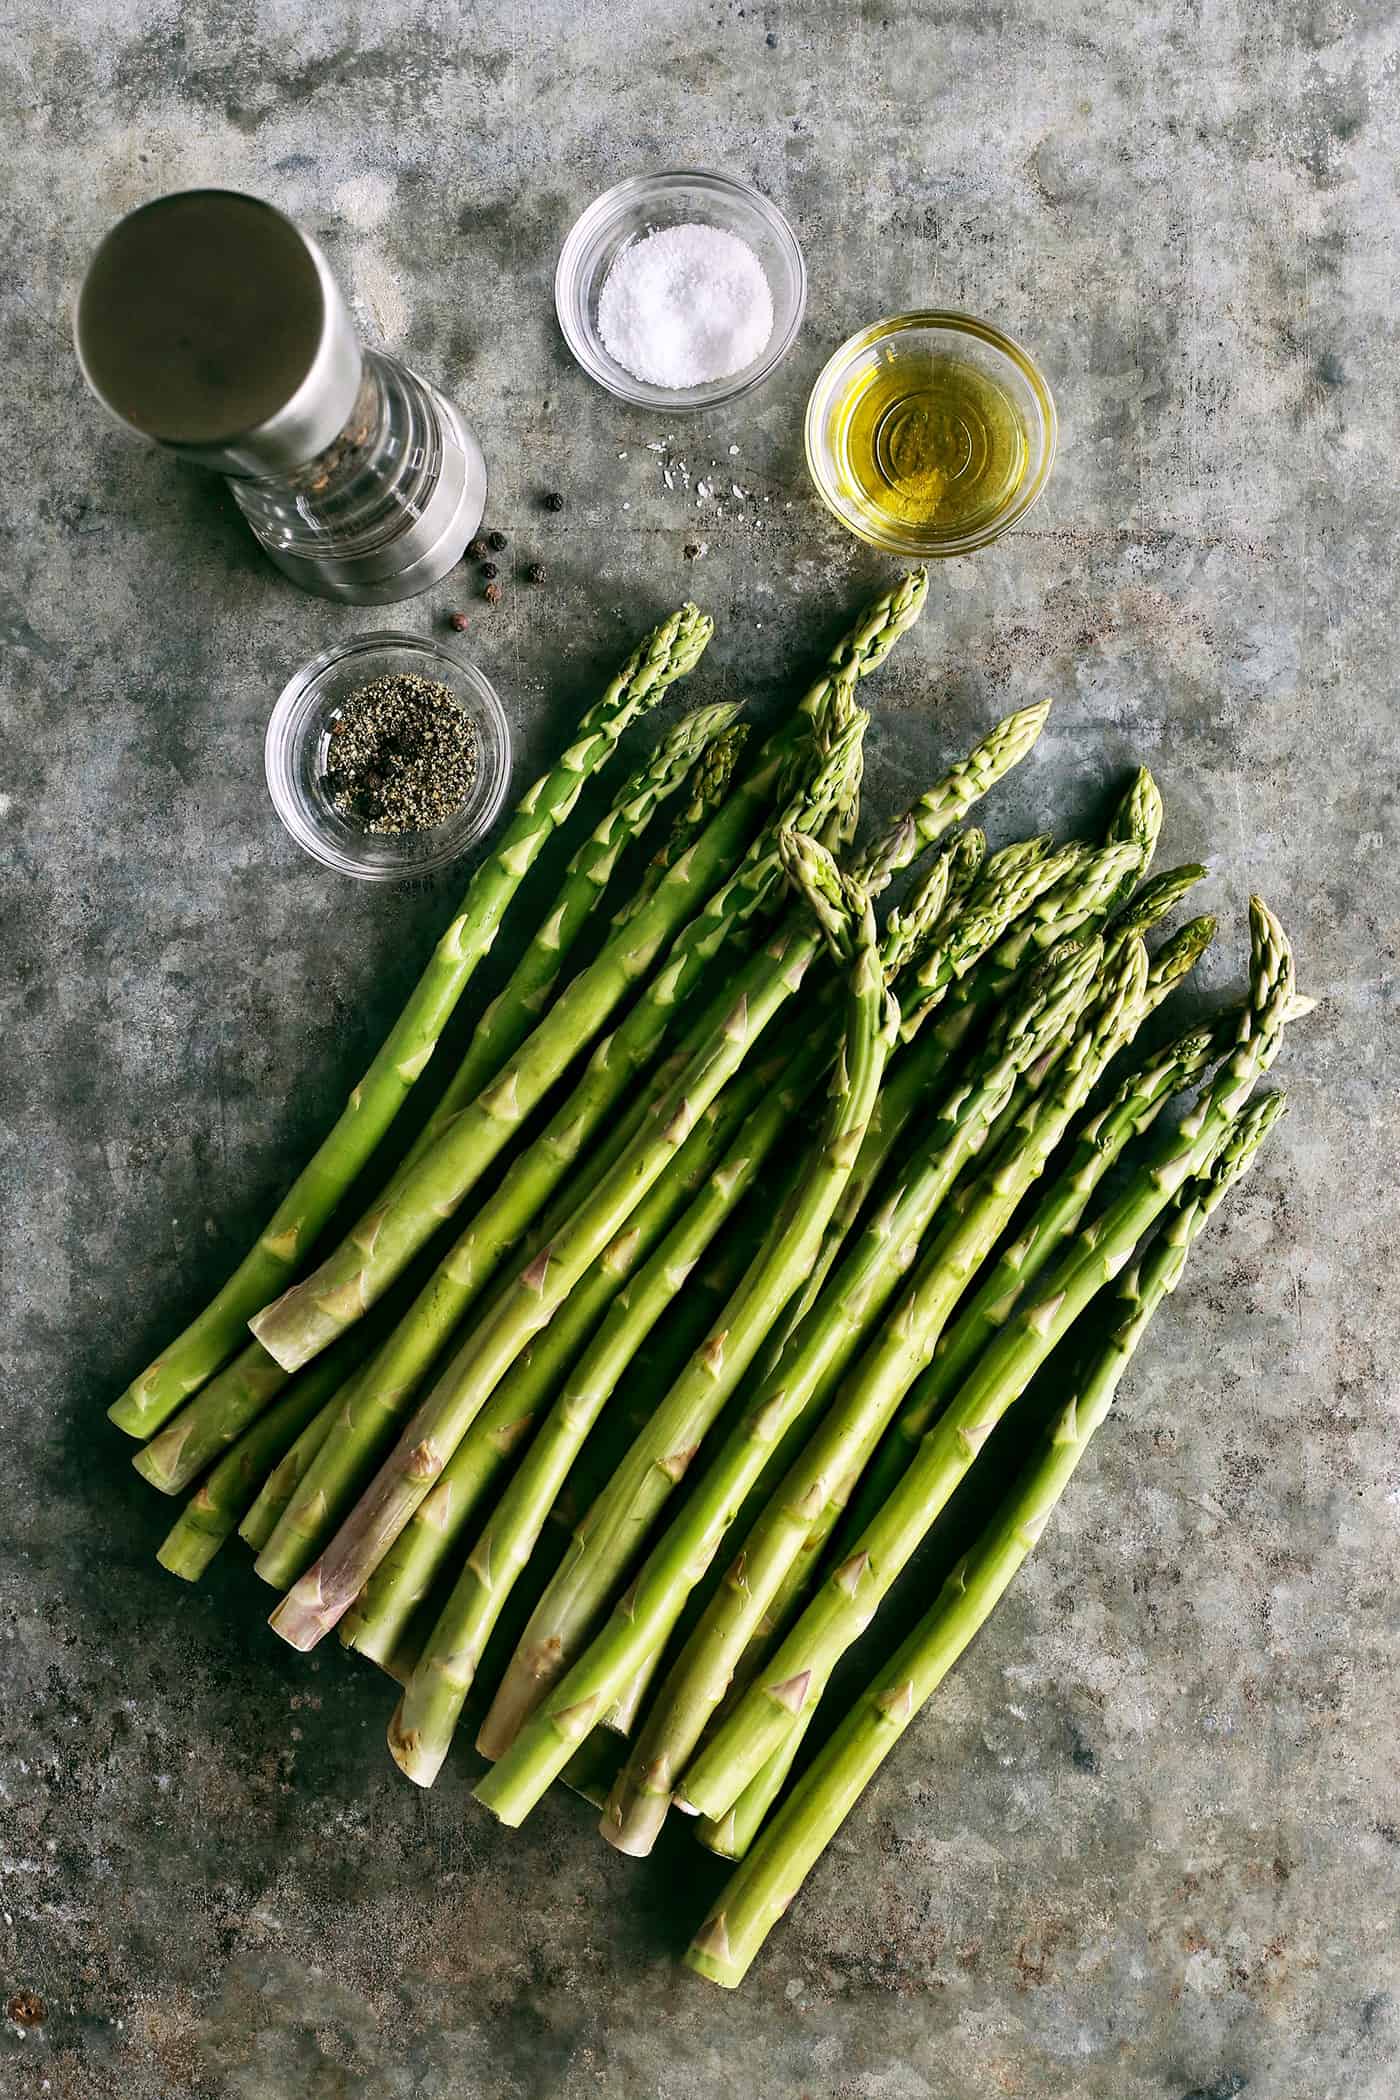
804;311;1057;557
555;169;806;412
265;633;512;880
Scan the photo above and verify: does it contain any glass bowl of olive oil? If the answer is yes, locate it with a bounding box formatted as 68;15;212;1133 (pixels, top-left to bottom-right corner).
805;311;1056;557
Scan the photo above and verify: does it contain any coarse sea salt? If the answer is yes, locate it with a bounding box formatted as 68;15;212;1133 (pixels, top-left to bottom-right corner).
597;223;774;389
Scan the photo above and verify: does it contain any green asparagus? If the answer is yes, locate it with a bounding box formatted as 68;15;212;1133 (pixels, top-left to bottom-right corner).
247;576;933;1377
339;1040;806;1666
267;677;1057;1648
386;1031;835;1777
473;835;900;1824
676;898;1301;1825
685;1092;1285;1983
111;605;714;1437
250;715;865;1585
399;701;741;1169
601;934;1135;1853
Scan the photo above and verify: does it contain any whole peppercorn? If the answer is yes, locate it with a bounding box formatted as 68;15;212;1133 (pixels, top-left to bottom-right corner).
525;562;547;585
487;529;508;552
447;610;470;632
543;491;564;512
484;581;502;606
466;535;488;561
480;561;499;581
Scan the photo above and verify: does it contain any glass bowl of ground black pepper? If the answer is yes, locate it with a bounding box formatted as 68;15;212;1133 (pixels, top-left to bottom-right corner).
265;633;512;879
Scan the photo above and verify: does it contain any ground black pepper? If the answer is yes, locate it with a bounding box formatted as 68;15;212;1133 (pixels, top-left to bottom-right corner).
322;672;479;836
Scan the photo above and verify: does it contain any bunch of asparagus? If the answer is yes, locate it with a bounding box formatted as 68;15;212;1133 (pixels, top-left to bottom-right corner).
119;575;1308;1988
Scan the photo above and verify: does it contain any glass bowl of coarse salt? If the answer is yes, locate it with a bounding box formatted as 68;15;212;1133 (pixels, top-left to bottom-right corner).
555;170;806;411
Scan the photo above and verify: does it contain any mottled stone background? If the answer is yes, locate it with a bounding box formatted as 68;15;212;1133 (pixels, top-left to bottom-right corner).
2;1;1397;2095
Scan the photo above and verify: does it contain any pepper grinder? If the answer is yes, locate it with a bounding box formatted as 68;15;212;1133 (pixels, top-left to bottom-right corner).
74;189;486;604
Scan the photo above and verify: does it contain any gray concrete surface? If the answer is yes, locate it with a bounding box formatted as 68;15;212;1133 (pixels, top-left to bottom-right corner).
3;1;1397;2094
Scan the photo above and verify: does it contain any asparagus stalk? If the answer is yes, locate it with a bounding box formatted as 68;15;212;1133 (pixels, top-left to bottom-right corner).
733;930;1222;1685
432;924;1074;1774
268;915;822;1649
761;834;1072;1338
242;1155;766;1562
1106;864;1209;948
156;1354;356;1581
133;1342;291;1495
685;1092;1285;1983
471;819;1054;1760
239;1396;338;1552
473;836;900;1825
110;606;715;1438
613;723;751;927
268;684;1054;1651
676;898;1301;1826
340;1041;804;1666
601;934;1131;1853
1102;766;1163;909
891;1011;1226;1452
249;578;931;1377
265;1065;770;1604
250;718;864;1586
399;702;741;1170
386;1032;834;1776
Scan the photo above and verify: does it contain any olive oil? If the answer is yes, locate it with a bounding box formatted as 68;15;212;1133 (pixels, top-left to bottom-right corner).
833;352;1030;540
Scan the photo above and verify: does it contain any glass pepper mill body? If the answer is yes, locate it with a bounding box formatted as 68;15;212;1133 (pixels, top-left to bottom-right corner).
74;189;486;604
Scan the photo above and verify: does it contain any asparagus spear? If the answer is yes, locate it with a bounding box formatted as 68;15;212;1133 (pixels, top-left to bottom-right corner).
472;823;1058;1757
1102;766;1163;909
472;836;900;1825
685;1092;1285;1983
770;835;1132;1380
110;606;715;1438
240;992;766;1561
600;934;1131;1853
267;688;1053;1650
338;1041;806;1665
268;915;822;1648
891;1012;1227;1452
614;723;751;926
250;718;864;1586
398;702;741;1171
730;925;1220;1684
157;1354;356;1581
432;919;1066;1772
676;898;1301;1825
385;1032;834;1776
1106;864;1209;948
249;578;930;1376
238;1395;339;1552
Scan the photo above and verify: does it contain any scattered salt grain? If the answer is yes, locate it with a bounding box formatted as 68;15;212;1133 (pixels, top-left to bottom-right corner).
598;223;774;389
728;444;740;456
